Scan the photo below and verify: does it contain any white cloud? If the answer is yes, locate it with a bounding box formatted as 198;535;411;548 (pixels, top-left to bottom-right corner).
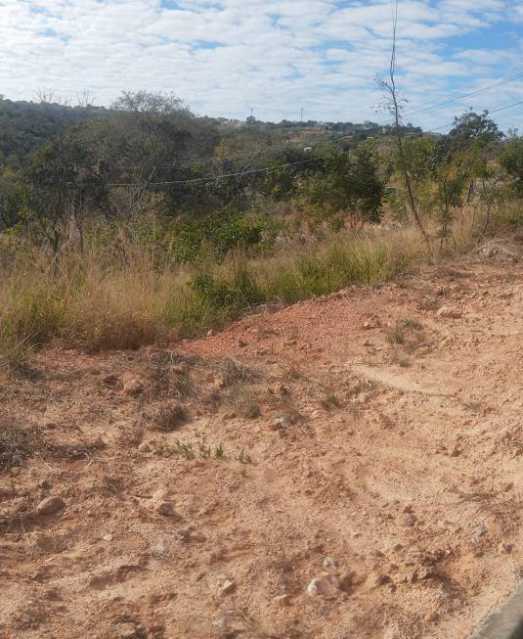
0;0;521;129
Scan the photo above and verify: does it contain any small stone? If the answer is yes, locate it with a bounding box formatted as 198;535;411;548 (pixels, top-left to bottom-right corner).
273;594;291;606
217;578;236;596
436;306;462;320
114;622;141;639
306;573;339;597
35;496;65;517
268;383;289;396
103;534;113;542
402;513;416;527
238;338;248;348
156;501;178;518
338;572;354;593
472;521;488;543
270;416;290;431
416;566;434;580
306;578;322;596
322;557;338;571
138;442;151;453
207;329;214;337
368;572;391;587
103;374;120;387
499;542;513;554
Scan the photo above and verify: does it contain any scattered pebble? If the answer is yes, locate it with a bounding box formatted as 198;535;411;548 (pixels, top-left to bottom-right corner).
306;573;339;598
35;496;65;517
156;501;179;518
270;416;290;431
114;622;142;639
322;556;338;571
217;578;236;597
402;513;417;528
273;594;291;607
436;306;462;320
368;572;391;588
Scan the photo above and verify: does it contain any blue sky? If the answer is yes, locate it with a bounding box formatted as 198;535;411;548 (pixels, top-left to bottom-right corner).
1;0;522;131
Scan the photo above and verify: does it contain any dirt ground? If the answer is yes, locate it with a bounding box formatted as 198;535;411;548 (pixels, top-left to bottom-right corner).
2;242;523;639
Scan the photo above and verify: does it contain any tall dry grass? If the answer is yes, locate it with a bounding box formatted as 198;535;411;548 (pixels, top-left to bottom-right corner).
0;203;516;365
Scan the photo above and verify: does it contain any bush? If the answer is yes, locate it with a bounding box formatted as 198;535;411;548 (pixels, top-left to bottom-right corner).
192;268;264;314
501;138;523;195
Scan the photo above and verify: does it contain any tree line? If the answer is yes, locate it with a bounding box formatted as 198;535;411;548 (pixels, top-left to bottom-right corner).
0;91;522;264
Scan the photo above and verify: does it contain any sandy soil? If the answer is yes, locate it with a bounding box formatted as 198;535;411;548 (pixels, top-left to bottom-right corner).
2;244;523;639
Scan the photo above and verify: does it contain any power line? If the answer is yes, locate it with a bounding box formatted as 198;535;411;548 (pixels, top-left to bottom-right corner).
104;158;318;189
428;97;523;133
403;70;523;120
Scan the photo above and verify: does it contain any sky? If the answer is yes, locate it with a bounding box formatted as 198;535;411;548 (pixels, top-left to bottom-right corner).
1;0;522;131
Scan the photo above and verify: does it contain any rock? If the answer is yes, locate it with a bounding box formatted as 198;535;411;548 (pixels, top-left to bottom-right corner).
338;571;354;593
217;578;236;597
306;578;322;596
472;521;488;543
270;416;290;431
114;622;143;639
306;573;339;598
368;572;391;588
35;496;65;517
268;383;289;396
436;306;462;320
156;501;179;518
207;329;214;337
138;442;152;453
273;594;291;607
499;542;513;554
322;556;338;571
238;338;248;348
122;373;144;397
416;566;435;580
402;513;416;527
103;374;120;387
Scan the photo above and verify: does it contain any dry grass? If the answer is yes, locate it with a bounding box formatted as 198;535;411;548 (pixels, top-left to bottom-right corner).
0;204;513;358
0;420;38;472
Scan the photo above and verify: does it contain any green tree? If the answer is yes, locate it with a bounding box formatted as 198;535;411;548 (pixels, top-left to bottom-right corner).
305;148;385;226
24;129;111;252
500;138;523;195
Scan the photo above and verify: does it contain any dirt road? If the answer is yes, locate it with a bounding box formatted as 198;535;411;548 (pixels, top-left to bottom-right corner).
2;251;523;639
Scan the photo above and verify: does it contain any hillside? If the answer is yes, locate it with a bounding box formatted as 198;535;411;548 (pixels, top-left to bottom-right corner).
1;241;523;639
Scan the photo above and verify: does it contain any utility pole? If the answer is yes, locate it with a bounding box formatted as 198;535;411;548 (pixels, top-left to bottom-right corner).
300;107;304;122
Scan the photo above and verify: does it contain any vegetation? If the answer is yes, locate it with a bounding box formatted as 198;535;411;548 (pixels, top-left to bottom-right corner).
0;91;522;366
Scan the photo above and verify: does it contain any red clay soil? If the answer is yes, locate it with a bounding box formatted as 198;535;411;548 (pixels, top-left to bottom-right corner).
2;244;523;639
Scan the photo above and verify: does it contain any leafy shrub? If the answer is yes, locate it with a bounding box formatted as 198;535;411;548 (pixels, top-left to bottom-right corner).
501;138;523;195
192;268;264;313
